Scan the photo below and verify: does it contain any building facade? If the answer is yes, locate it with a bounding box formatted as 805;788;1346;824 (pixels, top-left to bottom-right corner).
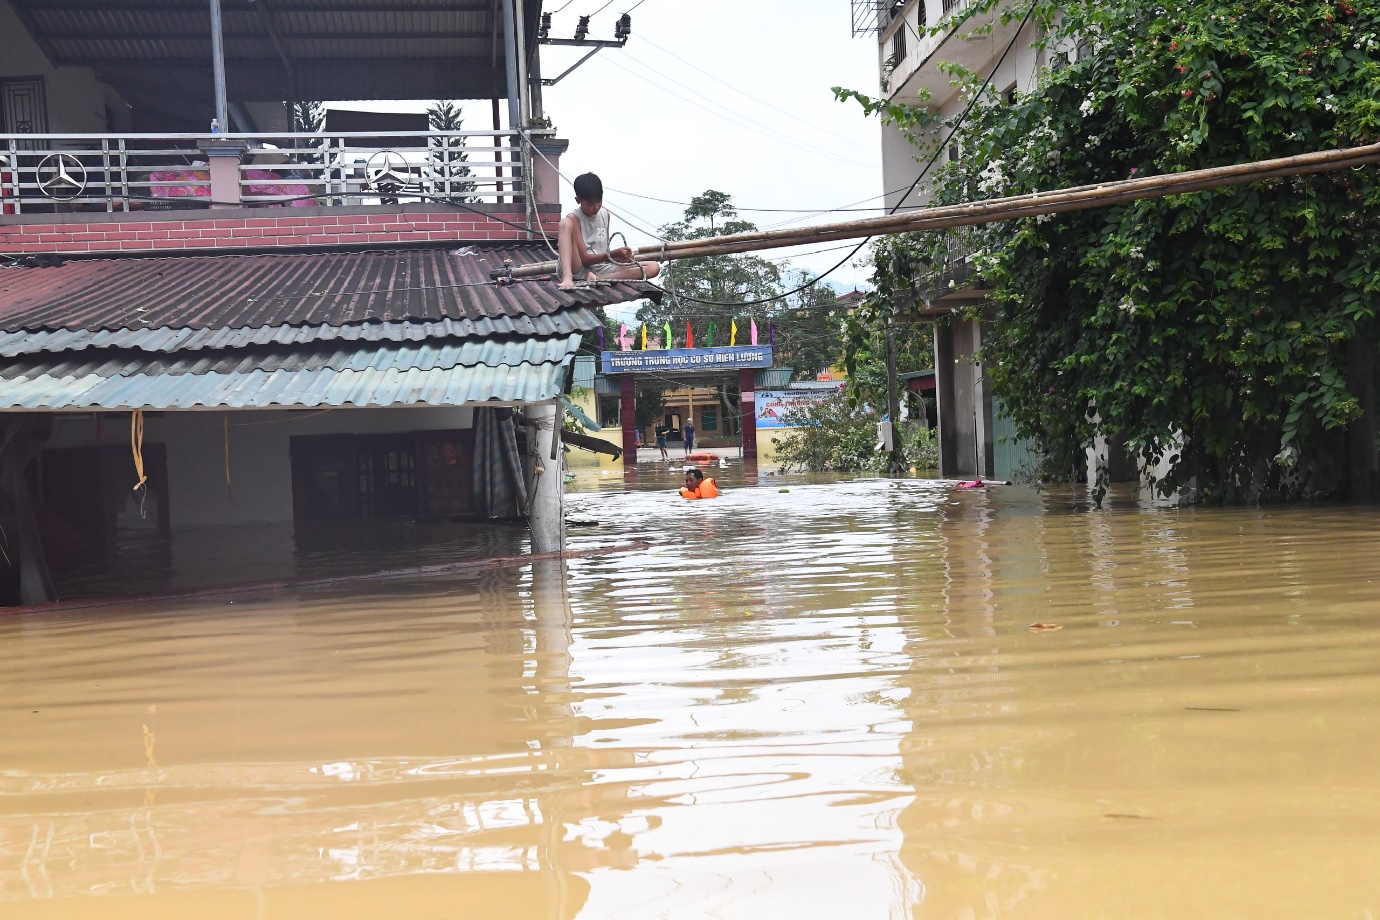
859;0;1044;479
0;0;655;606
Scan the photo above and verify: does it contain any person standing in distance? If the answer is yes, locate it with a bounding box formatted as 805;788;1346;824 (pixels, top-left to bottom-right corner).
683;416;696;456
558;173;662;289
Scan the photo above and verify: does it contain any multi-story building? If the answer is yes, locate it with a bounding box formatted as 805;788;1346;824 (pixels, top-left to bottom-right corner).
856;0;1044;480
0;0;660;605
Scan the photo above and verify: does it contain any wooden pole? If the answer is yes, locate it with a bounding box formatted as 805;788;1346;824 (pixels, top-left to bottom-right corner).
504;141;1380;278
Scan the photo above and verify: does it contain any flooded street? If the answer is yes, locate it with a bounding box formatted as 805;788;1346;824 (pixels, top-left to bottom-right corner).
5;470;1380;917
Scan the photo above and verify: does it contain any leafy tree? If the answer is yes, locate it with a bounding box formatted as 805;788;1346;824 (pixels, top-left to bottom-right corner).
427;100;476;203
838;0;1380;501
773;271;847;378
774;390;938;473
290;100;325;134
637;190;782;337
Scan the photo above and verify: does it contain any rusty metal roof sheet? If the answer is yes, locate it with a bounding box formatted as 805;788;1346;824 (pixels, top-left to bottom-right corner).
0;246;653;334
0;309;600;357
0;337;581;410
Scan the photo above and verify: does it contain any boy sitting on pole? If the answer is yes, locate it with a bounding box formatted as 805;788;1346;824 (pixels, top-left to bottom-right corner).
558;173;662;289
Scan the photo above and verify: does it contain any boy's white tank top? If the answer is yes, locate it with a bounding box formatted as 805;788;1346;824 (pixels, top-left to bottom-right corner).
572;208;617;275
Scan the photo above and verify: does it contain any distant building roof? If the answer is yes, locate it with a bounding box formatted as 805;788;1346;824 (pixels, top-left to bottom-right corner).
836;289;868;306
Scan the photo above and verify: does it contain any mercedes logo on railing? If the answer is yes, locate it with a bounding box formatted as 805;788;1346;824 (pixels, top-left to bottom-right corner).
365;150;412;192
36;153;87;200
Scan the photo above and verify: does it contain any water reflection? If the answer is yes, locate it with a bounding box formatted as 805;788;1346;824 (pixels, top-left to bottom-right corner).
5;479;1380;916
1;560;612;916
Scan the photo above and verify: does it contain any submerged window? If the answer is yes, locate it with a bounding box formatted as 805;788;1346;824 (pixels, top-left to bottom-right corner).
292;431;470;521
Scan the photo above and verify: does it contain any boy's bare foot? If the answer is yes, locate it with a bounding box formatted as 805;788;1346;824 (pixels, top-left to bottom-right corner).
558;277;576;290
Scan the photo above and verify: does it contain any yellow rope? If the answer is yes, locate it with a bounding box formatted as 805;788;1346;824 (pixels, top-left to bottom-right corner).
131;409;147;492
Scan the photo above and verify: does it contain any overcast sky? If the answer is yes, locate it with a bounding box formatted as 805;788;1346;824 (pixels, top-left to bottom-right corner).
541;0;883;295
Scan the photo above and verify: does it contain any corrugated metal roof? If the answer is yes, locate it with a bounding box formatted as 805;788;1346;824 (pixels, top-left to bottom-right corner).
0;247;655;334
572;356;596;391
0;335;582;380
0;339;579;410
0;309;600;357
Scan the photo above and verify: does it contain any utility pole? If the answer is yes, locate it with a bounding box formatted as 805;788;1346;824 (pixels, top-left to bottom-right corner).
884;319;905;476
208;0;229;130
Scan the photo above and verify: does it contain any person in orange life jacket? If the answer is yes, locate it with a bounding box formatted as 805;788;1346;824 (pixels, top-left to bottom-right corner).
680;468;720;499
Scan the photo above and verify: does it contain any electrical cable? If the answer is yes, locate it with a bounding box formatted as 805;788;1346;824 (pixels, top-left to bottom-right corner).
652;1;1038;308
590;50;880;169
599;185;889;214
635;34;877;152
526;2;1036;311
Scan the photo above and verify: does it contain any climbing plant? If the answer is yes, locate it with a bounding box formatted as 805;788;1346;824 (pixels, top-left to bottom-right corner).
837;0;1380;500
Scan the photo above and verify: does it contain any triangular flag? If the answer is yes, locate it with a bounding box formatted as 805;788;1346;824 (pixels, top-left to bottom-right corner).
731;320;738;346
706;322;716;347
663;321;672;349
750;319;758;346
641;324;647;350
686;322;694;349
619;323;630;351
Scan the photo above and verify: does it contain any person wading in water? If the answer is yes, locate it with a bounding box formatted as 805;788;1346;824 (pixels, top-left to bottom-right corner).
680;468;720;499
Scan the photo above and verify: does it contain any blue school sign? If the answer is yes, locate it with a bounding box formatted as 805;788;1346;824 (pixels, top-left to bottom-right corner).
600;345;774;374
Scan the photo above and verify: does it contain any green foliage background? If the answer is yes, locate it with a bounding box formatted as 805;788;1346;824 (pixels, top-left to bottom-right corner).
774;391;939;474
841;0;1380;500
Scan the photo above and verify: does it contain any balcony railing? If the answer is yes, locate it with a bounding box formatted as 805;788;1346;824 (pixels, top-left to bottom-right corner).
0;130;536;215
852;0;905;35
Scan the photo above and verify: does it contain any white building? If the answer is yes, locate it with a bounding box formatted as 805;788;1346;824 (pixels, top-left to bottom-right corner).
857;0;1048;480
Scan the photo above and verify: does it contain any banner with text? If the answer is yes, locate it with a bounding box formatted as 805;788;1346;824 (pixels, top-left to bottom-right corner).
755;384;845;429
601;345;774;375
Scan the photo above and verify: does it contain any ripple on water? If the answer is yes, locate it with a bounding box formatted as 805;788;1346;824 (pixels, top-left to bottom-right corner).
4;479;1380;916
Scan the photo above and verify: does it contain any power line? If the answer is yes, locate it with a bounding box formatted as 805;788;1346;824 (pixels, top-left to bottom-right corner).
591;49;880;170
634;34;877;152
652;1;1039;308
600;184;889;214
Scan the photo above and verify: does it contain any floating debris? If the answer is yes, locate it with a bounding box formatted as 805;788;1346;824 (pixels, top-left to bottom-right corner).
1028;622;1062;632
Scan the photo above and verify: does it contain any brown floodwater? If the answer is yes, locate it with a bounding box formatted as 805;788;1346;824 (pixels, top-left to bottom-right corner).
5;470;1380;918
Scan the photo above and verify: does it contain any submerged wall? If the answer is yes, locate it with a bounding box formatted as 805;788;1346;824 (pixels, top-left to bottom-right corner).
44;406;474;529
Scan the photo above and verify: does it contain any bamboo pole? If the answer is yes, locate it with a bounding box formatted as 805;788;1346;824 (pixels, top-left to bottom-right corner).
503;141;1380;279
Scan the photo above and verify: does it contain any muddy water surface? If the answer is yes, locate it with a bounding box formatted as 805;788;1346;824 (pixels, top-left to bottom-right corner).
5;472;1380;918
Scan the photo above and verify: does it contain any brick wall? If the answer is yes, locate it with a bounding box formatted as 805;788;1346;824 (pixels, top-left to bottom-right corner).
0;206;561;256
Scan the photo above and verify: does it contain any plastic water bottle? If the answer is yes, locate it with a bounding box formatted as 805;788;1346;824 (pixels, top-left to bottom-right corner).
210;118;221;134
